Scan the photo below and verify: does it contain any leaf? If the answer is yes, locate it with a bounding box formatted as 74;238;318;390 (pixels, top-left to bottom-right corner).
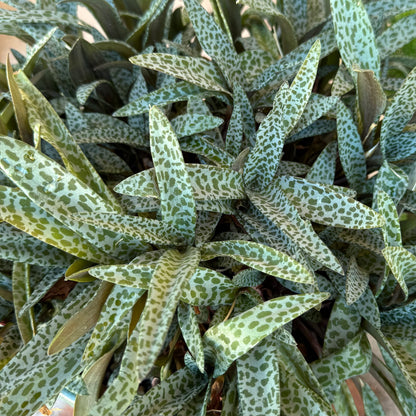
114;81;216;117
171;113;224;137
345;256;369;305
362;382;386;416
76;80;112;105
383;246;416;299
323;296;361;356
0;186;113;264
247;187;343;273
333;381;360;416
201;240;315;284
48;282;113;355
122;366;207;416
381;67;416;158
377;191;402;247
204;292;329;376
13;71;119;209
149;106;196;244
306;141;338;184
329;0;380;76
130;54;229;93
89;248;201;416
382;132;416;162
115;164;245;200
245;41;321;189
184;0;242;86
178;303;205;373
277;175;384;229
311;331;372;400
0;324;21;370
236;336;280;416
376;13;416;59
336;101;367;193
12;262;34;344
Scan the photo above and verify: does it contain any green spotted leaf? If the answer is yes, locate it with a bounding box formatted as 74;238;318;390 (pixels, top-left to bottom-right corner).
83;285;145;362
377;191;402;247
130;54;229;94
336;101;367;193
149;106;196;244
178;302;205;373
122;366;207;416
247;187;343;273
205;292;329;377
362;382;386;416
0;324;21;370
333;380;360;416
184;0;242;87
277;175;384;229
76;80;112;105
171;113;224;138
306;141;338;184
114;82;216;117
381;67;416;158
89;247;200;416
115;164;244;200
201;240;315;284
383;246;416;299
0;186;114;264
236;335;280;416
13;71;119;209
329;0;380;76
311;330;372;400
345;256;369;305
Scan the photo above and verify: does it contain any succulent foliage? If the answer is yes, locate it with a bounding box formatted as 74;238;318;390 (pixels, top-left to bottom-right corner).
0;0;416;415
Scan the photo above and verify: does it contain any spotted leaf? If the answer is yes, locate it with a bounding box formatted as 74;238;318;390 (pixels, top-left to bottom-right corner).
236;335;280;416
277;175;384;229
184;0;242;87
178;303;205;373
130;54;228;93
381;66;416;158
311;331;372;400
115;164;244;201
247;187;343;273
345;256;369;305
114;82;216;117
205;292;329;377
306;141;338;184
149;106;196;244
89;247;200;415
201;240;315;284
377;191;402;247
336;101;367;193
13;71;119;209
170;113;224;138
362;382;386;415
329;0;380;76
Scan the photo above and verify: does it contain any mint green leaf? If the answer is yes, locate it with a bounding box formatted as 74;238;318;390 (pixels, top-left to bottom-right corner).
180;136;235;167
345;256;369;305
237;336;280;416
201;239;315;284
311;331;372;400
195;211;221;246
383;246;416;299
12;263;34;344
383;132;416;162
14;71;119;209
226;89;244;157
248;186;343;273
89;248;200;416
306;141;338;184
122;366;207;416
377;191;402;247
171;113;224;138
333;381;360;416
184;0;242;87
277;175;384;229
330;0;380;76
114;82;215;117
381;67;416;158
83;285;144;362
377;13;416;59
362;382;386;415
205;292;329;377
233;269;264;287
374;162;408;207
115;164;244;200
178;303;205;373
149;106;196;243
130;54;229;93
336;101;367;192
76;80;111;105
237;50;274;88
323;296;361;356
